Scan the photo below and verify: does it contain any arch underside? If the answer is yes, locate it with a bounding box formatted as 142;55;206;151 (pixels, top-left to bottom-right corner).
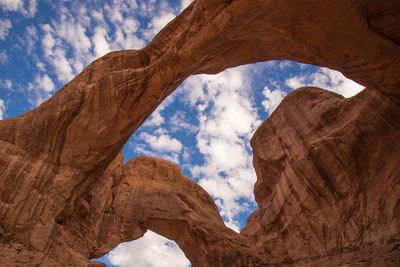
0;0;399;266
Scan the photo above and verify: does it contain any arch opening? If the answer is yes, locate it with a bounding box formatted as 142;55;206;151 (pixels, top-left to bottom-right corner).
93;60;364;266
92;230;190;267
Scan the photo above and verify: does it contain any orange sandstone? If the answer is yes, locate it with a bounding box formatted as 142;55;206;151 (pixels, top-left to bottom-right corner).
0;0;399;266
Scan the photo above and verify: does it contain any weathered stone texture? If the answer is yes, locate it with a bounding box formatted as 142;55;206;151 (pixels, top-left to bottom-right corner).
0;0;399;266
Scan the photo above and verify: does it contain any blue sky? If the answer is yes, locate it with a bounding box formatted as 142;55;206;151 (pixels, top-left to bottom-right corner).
0;1;364;266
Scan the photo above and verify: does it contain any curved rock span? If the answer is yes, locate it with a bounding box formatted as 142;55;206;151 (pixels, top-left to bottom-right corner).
0;0;399;266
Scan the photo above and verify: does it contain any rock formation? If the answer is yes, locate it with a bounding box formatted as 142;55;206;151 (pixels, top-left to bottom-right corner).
245;87;400;266
0;0;399;266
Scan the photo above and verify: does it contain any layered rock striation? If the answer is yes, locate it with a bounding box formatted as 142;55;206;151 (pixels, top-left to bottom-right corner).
244;87;400;266
0;0;399;266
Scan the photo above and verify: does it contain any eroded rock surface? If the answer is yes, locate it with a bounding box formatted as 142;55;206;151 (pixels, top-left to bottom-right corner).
244;87;400;266
0;0;399;266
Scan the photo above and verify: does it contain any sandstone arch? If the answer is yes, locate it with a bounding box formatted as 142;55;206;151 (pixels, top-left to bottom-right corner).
0;0;399;266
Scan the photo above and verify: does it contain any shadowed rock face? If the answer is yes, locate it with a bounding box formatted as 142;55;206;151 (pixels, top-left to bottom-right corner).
0;0;399;266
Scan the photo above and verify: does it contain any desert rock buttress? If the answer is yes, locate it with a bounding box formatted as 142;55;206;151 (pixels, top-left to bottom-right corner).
0;0;399;266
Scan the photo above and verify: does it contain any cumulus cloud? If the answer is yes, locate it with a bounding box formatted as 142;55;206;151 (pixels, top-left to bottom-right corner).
29;1;146;87
180;0;192;11
38;5;95;81
53;48;75;83
0;50;7;64
123;17;140;34
25;25;39;55
41;24;55;55
0;0;37;17
152;12;176;32
133;143;180;165
144;108;165;127
92;26;111;57
0;18;12;40
104;0;138;26
286;67;364;98
107;230;190;267
142;12;176;40
262;82;287;115
27;74;55;106
37;74;55;93
0;78;12;90
181;66;261;230
0;0;23;12
140;130;183;153
169;111;198;133
279;61;292;70
40;24;75;83
142;92;178;128
132;124;184;165
53;12;92;55
25;0;37;17
0;98;5;120
100;0;145;50
91;9;106;23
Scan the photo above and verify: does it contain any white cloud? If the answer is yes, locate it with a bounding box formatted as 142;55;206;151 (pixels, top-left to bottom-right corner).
180;0;192;12
22;0;37;18
41;24;56;56
38;74;55;93
0;50;7;64
91;10;106;23
27;74;55;106
36;61;45;71
153;13;176;31
181;66;261;230
92;26;111;57
25;25;38;54
144;109;165;127
0;78;12;90
123;17;139;34
40;24;74;83
50;9;94;73
142;92;178;128
285;75;305;89
133;143;180;165
101;1;145;50
144;102;197;134
279;61;292;70
110;28;146;52
140;131;183;153
262;83;286;115
0;0;23;12
0;98;5;120
104;3;123;24
0;0;36;17
169;111;198;133
53;48;75;83
33;1;145;86
104;0;138;26
53;15;92;55
138;1;156;17
286;67;364;98
142;12;176;41
38;6;97;81
181;147;191;162
0;18;12;40
107;230;190;267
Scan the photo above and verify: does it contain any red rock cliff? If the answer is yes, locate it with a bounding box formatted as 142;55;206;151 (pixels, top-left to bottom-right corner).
0;0;399;266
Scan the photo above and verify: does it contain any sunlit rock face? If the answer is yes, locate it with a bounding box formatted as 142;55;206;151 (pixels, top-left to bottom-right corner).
0;0;399;266
244;87;400;265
